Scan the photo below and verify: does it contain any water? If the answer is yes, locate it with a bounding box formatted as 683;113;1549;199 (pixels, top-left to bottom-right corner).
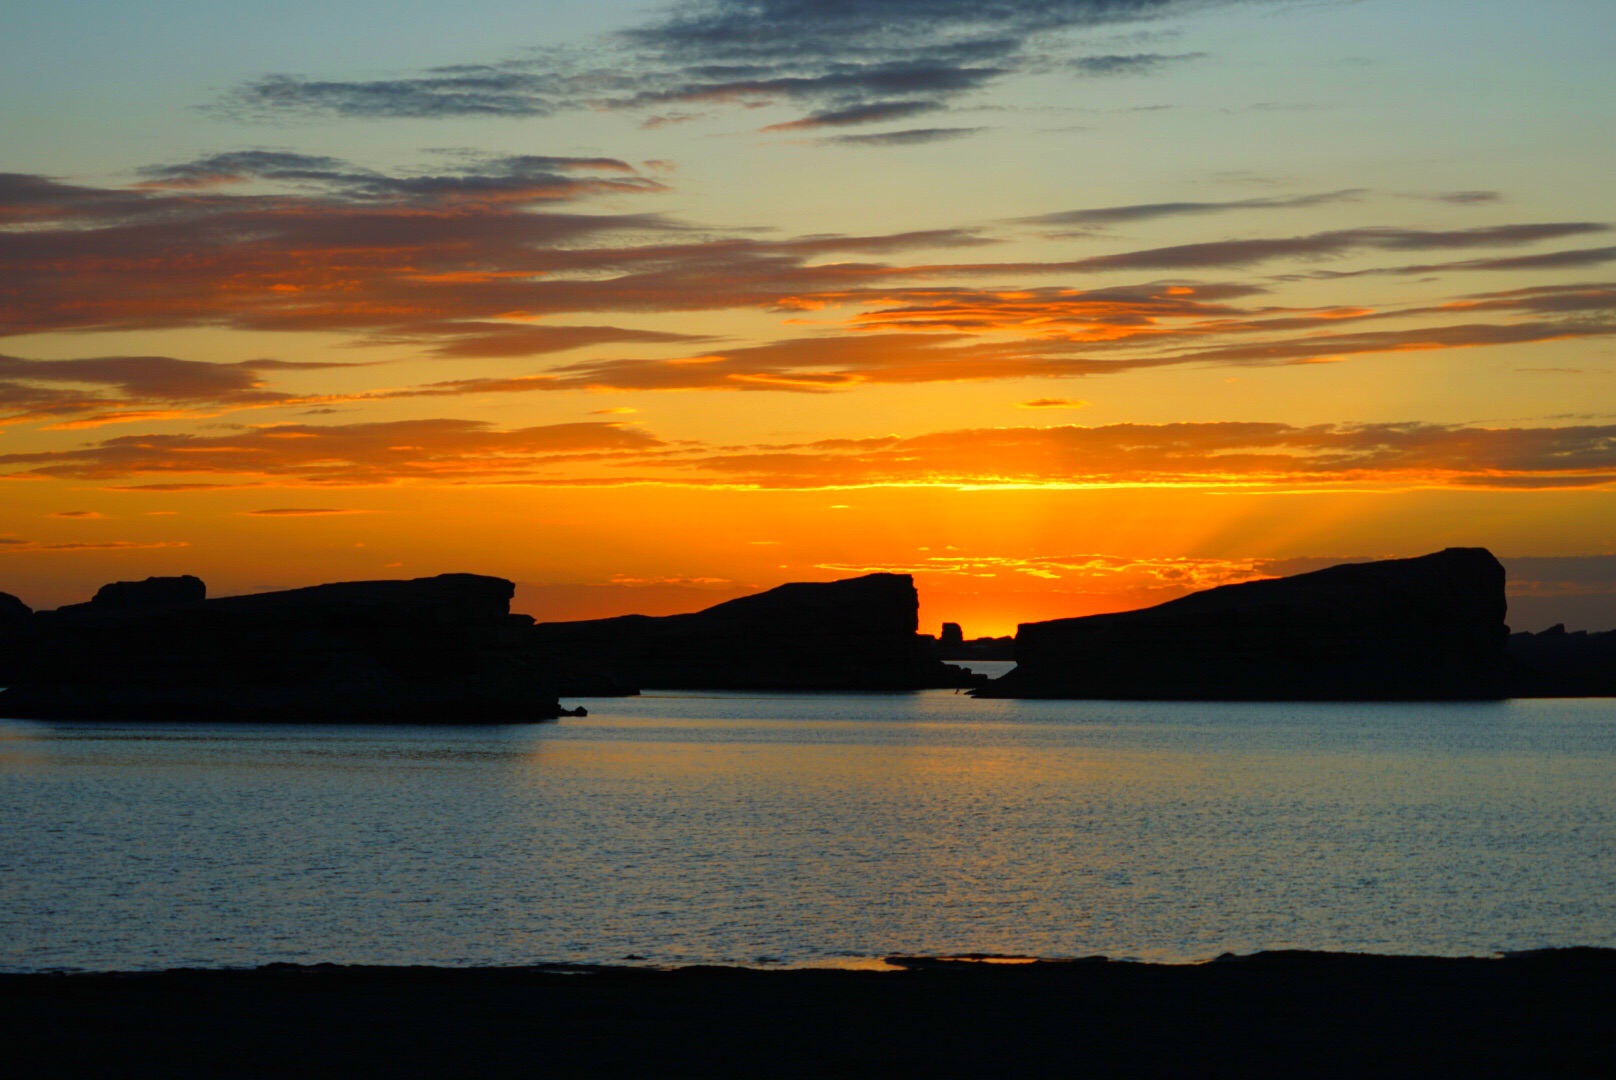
3;687;1615;972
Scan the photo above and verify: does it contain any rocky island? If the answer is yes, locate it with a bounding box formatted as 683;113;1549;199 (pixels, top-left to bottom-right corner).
0;569;982;721
0;574;573;722
932;621;1015;662
979;548;1512;700
531;572;983;693
1506;623;1616;696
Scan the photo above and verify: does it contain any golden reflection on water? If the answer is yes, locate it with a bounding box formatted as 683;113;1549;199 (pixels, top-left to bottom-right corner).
4;696;1615;971
0;721;50;771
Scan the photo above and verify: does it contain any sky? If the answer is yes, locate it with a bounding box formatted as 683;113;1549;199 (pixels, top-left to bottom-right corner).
2;0;1614;634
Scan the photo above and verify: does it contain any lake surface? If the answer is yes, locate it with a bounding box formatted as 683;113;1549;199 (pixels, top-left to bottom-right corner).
4;681;1616;972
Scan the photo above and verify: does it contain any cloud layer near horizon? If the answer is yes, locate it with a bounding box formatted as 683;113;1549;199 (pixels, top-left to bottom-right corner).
3;417;1614;491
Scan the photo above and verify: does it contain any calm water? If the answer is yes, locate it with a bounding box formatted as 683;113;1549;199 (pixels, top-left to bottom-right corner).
4;680;1615;972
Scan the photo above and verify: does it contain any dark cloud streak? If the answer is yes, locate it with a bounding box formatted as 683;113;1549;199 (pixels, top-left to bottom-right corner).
821;126;984;146
1016;189;1365;228
213;0;1280;133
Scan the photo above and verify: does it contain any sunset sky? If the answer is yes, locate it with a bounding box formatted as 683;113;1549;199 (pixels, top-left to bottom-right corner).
3;0;1614;634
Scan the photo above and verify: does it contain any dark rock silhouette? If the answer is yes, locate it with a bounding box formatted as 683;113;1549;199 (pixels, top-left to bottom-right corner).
1;574;568;722
1506;624;1616;696
928;624;1014;661
0;591;31;686
0;590;30;624
938;634;1016;662
89;574;205;610
979;548;1509;700
532;573;982;691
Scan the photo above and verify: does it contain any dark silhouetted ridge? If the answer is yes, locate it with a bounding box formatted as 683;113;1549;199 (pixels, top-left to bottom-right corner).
0;573;569;722
1506;623;1616;696
532;572;982;692
979;548;1510;700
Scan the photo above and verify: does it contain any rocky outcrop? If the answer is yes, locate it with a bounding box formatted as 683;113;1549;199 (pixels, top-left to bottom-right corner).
931;624;1016;662
1506;624;1616;696
0;591;30;624
0;574;571;722
0;591;31;685
978;548;1510;701
89;574;205;610
531;573;983;692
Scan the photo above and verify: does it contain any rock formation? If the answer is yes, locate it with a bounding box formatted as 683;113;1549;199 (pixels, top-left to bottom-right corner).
0;591;32;686
88;574;206;610
531;573;983;692
978;548;1510;700
1;574;572;722
927;625;1015;662
1506;624;1616;696
0;590;31;624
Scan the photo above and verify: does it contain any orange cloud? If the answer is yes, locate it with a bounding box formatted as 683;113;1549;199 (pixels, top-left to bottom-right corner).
0;419;666;485
239;508;373;516
4;417;1614;492
0;539;189;554
1017;398;1088;409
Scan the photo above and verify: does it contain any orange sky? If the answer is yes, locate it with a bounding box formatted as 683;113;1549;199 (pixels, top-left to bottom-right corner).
3;0;1614;632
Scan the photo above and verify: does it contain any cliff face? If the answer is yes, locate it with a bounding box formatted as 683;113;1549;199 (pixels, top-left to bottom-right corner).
531;573;982;691
979;548;1510;701
1;574;568;722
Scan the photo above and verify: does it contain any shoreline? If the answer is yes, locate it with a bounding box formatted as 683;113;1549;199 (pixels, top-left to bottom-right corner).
6;949;1613;1076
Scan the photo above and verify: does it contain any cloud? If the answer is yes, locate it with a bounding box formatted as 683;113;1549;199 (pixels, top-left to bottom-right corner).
1362;246;1616;277
1014;189;1366;228
240;507;371;516
662;420;1616;490
361;322;713;359
1505;555;1616;595
821;126;985;146
1017;398;1089;409
394;308;1613;398
0;354;362;427
0;164;1004;342
214;0;1287;131
1070;52;1206;76
103;482;268;492
1058;222;1609;272
49;510;103;518
189;278;1611;403
6;416;1616;492
1428;191;1503;205
0;419;667;486
761;100;947;131
215;71;564;121
135;150;655;202
5;162;1609;408
0;540;190;554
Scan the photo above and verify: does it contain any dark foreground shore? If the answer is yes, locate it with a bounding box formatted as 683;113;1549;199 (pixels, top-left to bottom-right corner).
5;950;1614;1077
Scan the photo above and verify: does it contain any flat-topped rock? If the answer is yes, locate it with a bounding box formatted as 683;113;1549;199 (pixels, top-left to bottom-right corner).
2;574;570;722
979;548;1510;701
532;573;982;692
89;574;205;610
